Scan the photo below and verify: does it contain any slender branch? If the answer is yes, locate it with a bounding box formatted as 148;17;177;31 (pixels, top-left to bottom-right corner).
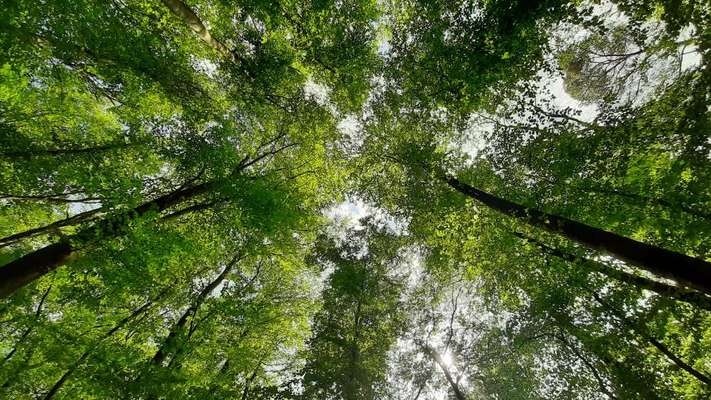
0;207;105;248
239;142;299;171
0;141;144;159
512;231;711;311
417;341;467;400
591;292;711;386
0;193;103;204
556;334;617;399
151;253;242;366
530;104;598;129
0;286;52;366
159;200;219;222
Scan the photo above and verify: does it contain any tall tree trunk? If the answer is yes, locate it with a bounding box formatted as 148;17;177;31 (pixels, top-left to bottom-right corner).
0;207;105;248
445;176;711;295
0;242;76;299
151;254;239;366
42;295;160;400
513;232;711;311
0;181;212;298
159;0;233;60
418;342;467;400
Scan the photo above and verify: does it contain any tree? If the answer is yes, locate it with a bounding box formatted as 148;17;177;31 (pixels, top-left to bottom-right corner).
444;174;711;294
2;0;711;398
300;218;406;400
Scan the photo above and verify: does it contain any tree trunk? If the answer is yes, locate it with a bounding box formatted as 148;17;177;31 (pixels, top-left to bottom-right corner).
151;254;239;366
0;242;75;299
0;182;212;298
445;176;711;295
0;140;289;297
418;342;466;400
513;232;711;311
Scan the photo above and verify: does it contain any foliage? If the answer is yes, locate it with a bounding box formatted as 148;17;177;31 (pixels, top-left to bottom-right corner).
1;0;710;399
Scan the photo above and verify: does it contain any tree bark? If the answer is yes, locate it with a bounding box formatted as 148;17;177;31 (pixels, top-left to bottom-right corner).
0;242;76;299
513;232;711;311
445;176;711;295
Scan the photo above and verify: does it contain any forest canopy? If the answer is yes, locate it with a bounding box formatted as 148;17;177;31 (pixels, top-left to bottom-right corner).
1;0;710;398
